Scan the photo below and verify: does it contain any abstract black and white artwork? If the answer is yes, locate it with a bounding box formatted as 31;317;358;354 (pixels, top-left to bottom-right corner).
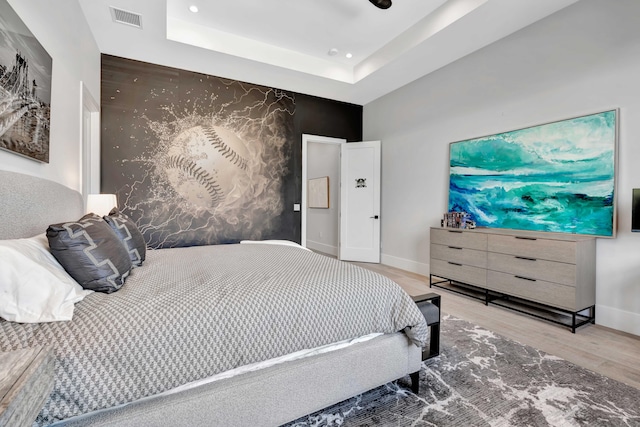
0;0;52;163
101;55;296;248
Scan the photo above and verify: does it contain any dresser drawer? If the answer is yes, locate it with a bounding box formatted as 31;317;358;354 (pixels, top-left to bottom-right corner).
487;270;576;310
488;234;576;264
431;259;486;287
487;252;576;286
431;229;487;251
431;243;487;268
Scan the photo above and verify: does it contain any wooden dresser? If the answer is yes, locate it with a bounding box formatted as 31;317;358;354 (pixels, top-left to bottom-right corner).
0;346;54;427
430;227;596;332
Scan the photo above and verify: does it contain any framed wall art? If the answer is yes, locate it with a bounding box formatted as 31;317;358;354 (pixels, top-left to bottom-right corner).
448;109;618;237
0;0;52;163
308;176;329;209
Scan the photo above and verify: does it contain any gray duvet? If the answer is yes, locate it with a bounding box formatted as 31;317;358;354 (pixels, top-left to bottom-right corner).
0;243;428;425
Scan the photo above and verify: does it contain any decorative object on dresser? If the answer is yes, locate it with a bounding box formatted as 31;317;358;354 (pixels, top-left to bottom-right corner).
442;211;475;229
430;227;596;333
0;346;54;427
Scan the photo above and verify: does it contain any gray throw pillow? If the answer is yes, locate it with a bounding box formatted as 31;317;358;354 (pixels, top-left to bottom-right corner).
104;208;146;267
47;214;132;293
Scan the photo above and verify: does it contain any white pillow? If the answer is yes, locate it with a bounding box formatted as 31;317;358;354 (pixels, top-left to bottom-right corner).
0;234;93;323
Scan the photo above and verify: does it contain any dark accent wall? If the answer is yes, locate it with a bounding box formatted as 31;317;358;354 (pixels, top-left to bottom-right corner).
290;93;363;243
100;54;362;248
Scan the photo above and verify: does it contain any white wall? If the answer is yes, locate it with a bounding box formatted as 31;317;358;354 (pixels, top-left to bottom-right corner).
306;142;340;256
364;0;640;336
0;0;101;191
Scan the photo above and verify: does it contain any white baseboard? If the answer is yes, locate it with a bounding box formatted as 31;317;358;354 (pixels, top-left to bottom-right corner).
595;304;640;336
306;240;338;257
380;253;430;277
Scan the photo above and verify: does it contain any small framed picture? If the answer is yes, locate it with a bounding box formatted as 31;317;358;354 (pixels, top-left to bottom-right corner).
308;176;329;209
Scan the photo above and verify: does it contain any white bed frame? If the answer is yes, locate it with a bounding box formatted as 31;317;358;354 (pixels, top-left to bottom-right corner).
0;170;422;426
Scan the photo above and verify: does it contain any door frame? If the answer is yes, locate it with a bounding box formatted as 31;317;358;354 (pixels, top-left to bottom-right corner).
81;81;100;206
301;134;346;248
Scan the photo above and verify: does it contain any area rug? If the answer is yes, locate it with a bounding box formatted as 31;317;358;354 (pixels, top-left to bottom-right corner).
285;314;640;426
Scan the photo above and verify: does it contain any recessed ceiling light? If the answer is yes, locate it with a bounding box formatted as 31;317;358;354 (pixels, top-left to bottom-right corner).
189;5;199;13
345;53;353;59
328;48;338;56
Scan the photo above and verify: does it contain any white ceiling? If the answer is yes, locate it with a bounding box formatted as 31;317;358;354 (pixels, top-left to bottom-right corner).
78;0;579;105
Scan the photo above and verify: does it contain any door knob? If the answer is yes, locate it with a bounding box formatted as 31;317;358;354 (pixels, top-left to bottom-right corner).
370;215;379;219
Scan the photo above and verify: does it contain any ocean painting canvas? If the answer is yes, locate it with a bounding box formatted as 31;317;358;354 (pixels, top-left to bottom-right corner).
448;110;617;237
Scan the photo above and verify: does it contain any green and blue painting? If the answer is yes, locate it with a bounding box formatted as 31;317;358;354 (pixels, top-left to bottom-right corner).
448;110;616;236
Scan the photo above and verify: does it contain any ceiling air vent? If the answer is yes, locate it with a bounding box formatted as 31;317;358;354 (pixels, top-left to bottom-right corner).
110;6;142;29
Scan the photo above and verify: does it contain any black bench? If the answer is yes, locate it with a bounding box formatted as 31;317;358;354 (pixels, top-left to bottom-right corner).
412;292;441;360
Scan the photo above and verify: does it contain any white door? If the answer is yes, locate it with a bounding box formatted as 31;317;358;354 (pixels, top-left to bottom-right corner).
339;141;381;263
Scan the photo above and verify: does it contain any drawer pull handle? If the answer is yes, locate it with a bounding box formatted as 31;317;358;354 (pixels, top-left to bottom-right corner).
448;262;462;266
448;230;463;234
515;236;537;241
515;256;536;261
515;275;536;282
448;246;463;250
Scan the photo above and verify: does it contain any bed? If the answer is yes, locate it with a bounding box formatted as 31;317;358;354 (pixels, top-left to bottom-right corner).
0;170;429;426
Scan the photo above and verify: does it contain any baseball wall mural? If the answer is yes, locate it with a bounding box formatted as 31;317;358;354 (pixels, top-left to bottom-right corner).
101;55;363;249
164;125;250;209
101;55;295;248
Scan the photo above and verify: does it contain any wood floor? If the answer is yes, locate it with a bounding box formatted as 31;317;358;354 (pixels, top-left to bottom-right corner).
351;260;640;391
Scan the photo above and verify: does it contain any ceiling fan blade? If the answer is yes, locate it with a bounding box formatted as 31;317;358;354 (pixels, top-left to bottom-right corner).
369;0;392;9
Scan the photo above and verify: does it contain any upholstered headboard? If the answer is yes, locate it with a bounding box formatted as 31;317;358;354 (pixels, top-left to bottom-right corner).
0;170;84;240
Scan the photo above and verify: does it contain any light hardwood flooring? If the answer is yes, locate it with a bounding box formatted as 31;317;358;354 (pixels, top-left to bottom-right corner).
351;260;640;391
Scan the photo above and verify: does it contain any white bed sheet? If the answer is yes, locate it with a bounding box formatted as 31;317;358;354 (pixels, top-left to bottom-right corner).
240;239;312;251
160;332;383;397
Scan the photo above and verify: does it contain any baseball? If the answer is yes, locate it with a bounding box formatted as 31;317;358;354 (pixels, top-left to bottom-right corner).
164;125;250;209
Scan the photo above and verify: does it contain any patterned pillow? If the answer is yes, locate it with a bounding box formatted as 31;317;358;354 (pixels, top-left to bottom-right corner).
104;208;146;267
47;214;132;293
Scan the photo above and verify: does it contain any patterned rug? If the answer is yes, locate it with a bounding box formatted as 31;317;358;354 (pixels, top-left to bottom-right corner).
286;314;640;426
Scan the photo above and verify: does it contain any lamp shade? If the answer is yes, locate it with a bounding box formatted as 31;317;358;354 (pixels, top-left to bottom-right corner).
86;194;118;217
